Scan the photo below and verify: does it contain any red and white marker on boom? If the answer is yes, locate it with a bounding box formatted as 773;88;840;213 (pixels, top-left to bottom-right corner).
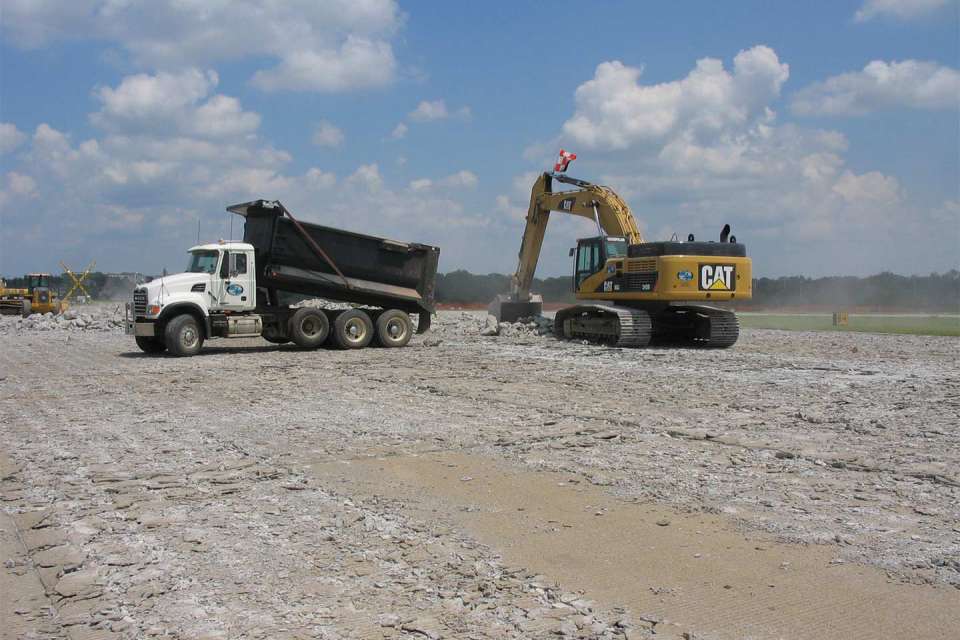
554;149;577;173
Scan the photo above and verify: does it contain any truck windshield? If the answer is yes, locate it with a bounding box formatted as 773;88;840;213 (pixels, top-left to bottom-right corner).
186;250;219;274
604;238;628;259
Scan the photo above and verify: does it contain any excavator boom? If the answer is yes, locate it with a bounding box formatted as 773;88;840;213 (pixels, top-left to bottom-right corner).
491;171;644;321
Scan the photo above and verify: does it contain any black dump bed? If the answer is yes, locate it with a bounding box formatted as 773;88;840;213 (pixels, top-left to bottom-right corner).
227;200;439;315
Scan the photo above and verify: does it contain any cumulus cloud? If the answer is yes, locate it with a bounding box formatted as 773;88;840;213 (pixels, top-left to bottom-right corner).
791;60;960;116
854;0;948;21
408;100;471;122
311;121;345;148
91;70;260;138
1;0;403;93
562;46;789;150
440;170;478;189
0;123;28;154
531;45;955;275
390;123;408;140
409;100;449;122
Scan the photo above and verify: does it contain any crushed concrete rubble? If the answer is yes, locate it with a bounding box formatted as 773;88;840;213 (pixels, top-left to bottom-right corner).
0;304;125;335
3;308;958;638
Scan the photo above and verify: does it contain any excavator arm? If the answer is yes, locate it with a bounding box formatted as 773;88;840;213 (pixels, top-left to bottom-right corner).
490;172;644;321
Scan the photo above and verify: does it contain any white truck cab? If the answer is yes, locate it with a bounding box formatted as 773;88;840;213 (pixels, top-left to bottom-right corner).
126;241;261;355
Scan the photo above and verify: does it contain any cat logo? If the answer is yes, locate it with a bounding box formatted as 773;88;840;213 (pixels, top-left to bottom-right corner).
699;264;735;291
558;197;575;211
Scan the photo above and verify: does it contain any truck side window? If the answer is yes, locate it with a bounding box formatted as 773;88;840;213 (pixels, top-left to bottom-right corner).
234;253;247;274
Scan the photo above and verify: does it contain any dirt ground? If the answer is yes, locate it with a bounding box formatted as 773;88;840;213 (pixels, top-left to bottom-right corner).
1;307;958;639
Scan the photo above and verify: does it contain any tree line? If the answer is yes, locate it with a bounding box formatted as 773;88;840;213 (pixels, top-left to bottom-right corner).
437;270;960;311
4;269;958;311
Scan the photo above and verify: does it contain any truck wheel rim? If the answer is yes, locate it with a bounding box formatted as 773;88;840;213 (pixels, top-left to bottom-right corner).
302;317;322;337
386;317;407;341
181;326;198;348
344;318;367;343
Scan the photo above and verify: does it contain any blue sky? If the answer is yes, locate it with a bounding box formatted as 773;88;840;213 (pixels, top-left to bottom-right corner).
1;0;957;279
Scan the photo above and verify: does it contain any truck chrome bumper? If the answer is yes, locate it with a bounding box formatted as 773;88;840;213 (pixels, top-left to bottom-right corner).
126;321;156;337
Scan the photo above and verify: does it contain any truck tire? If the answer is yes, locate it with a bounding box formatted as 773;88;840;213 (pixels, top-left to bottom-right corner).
289;308;329;348
165;314;204;357
135;336;166;354
375;309;413;348
332;309;373;349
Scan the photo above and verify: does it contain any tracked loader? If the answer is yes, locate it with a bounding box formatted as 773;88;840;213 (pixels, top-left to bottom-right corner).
490;157;752;348
0;273;66;317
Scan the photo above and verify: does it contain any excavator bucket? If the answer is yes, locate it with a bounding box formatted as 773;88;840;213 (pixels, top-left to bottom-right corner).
488;294;543;323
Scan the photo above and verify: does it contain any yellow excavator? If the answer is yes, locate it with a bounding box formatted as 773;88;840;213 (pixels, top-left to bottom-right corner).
0;273;66;316
489;170;752;347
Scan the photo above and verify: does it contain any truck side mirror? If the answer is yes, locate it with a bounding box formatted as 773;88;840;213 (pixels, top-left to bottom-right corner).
220;252;229;278
568;247;575;257
228;252;238;277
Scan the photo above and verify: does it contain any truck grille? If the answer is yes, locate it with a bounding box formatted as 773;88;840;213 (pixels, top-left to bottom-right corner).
624;272;658;291
133;289;147;316
625;258;657;273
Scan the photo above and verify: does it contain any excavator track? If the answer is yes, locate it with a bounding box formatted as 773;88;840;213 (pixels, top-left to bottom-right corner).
554;304;652;348
651;305;740;348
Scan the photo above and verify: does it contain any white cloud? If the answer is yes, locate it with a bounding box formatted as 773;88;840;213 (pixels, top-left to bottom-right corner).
311;121;345;148
0;123;27;154
409;100;449;122
346;164;384;192
1;1;403;93
854;0;948;21
562;46;789;150
527;45;957;275
409;178;433;191
792;60;960;116
440;170;478;189
250;37;396;92
91;69;260;138
390;122;408;140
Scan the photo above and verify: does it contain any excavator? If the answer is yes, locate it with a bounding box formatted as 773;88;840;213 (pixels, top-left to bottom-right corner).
489;159;752;348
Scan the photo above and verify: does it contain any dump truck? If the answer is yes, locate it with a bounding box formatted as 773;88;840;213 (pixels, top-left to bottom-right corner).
126;200;439;356
490;160;751;348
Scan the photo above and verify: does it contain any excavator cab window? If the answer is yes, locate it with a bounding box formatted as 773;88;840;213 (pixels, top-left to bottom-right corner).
574;237;604;290
28;274;48;290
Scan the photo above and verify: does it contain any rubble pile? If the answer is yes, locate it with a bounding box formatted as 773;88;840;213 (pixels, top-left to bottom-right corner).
0;305;124;334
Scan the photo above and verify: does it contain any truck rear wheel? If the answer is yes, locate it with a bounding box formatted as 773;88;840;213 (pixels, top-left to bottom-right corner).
332;309;373;349
375;309;412;348
135;336;166;354
289;308;329;348
165;314;204;357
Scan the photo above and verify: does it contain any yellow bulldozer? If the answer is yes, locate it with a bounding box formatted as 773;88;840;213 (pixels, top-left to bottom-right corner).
0;273;67;317
489;162;752;348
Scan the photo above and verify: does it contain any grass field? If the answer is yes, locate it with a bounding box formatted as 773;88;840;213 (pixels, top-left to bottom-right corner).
737;313;960;337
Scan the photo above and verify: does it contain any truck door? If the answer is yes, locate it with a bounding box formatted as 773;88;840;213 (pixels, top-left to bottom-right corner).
217;251;256;311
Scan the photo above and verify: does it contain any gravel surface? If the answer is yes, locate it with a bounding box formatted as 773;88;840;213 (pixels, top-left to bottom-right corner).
2;306;958;639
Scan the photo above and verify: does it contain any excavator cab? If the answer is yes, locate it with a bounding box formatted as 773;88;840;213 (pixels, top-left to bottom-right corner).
572;236;627;290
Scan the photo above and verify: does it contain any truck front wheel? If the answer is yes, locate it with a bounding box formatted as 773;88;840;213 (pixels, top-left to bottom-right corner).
332;309;373;349
375;309;413;348
289;308;329;348
165;314;204;357
135;336;166;354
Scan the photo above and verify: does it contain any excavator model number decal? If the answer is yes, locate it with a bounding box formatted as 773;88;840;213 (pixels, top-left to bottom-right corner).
699;264;735;291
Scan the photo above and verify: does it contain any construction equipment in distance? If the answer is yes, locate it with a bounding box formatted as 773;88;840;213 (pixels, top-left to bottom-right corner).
60;260;96;305
0;273;67;316
489;168;752;348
